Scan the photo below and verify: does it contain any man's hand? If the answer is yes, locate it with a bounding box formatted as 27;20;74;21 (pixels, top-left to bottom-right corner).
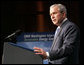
33;47;47;59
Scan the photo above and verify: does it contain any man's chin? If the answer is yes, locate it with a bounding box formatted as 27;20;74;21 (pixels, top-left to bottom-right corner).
53;23;59;26
53;22;57;25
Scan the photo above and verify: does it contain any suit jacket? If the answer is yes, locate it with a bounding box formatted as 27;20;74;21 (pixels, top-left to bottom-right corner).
49;19;80;64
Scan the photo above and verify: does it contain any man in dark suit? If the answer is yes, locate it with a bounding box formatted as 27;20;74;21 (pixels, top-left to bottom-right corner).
33;4;80;64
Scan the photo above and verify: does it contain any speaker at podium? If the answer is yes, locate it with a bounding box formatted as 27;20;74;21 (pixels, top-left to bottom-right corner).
2;42;43;64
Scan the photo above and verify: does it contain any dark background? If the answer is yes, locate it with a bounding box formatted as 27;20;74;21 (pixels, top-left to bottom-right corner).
0;0;80;64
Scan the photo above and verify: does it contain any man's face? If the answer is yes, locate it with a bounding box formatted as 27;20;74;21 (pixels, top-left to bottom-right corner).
50;6;64;26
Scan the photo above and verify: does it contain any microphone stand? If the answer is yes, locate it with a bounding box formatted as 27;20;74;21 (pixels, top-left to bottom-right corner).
4;29;22;43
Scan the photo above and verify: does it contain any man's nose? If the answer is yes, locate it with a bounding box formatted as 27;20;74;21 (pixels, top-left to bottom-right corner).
51;14;55;19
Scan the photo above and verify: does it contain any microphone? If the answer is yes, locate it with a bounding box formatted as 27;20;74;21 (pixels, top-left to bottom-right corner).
4;29;22;43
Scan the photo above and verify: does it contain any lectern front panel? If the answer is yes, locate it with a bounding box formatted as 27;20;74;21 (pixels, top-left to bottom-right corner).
2;42;42;64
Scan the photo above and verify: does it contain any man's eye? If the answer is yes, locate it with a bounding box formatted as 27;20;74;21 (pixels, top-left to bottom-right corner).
53;12;57;14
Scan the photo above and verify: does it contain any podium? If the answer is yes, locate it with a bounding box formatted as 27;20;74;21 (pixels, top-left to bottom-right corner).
2;32;54;64
2;42;43;64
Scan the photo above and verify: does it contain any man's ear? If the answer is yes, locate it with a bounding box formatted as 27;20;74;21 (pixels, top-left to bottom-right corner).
62;12;66;18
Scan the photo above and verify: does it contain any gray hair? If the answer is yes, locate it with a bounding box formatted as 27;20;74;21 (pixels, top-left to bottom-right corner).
50;4;67;15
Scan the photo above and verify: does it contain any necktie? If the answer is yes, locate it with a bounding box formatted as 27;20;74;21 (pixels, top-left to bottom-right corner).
50;27;61;51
